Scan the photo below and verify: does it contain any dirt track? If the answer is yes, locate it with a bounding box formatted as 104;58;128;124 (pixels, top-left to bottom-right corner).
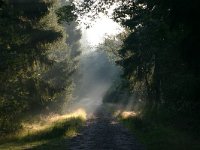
68;107;144;150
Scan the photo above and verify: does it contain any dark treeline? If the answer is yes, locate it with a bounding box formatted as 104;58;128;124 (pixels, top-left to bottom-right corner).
79;0;200;134
113;0;200;132
0;0;81;134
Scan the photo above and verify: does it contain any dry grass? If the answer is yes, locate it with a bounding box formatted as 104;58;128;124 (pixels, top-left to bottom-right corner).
0;109;87;150
113;109;139;119
120;111;137;119
18;108;86;138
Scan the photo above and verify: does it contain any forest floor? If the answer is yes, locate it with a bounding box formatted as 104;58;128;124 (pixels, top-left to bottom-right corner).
0;106;143;150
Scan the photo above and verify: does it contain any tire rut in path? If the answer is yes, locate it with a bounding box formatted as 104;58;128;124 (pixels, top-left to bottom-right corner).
68;110;144;150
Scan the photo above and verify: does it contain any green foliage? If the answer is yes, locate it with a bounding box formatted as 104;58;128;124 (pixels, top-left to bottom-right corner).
121;116;200;150
0;0;81;134
97;0;200;130
56;4;77;23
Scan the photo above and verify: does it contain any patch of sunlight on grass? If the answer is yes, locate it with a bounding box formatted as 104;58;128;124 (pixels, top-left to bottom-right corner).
44;108;87;123
18;108;87;138
0;109;87;150
114;109;139;119
65;127;78;138
120;111;137;119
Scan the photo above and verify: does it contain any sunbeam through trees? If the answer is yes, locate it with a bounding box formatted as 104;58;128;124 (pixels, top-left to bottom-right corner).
0;0;200;149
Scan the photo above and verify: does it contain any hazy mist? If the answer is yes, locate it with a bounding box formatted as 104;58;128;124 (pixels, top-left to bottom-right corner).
70;50;121;114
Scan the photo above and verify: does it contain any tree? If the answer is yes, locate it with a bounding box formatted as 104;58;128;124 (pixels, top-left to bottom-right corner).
77;0;200;128
0;0;81;133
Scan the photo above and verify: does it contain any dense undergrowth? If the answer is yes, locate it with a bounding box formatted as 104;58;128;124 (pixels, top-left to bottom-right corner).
118;111;200;150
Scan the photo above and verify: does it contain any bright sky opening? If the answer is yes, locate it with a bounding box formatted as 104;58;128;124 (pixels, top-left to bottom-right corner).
80;13;123;52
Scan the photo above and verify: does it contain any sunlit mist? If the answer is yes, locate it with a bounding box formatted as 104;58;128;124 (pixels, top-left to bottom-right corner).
70;51;121;115
81;14;123;46
80;15;123;54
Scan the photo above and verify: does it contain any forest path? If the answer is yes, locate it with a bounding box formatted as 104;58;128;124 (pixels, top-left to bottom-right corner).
0;106;143;150
68;106;144;150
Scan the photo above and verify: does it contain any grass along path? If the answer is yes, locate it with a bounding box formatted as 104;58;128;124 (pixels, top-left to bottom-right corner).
120;115;200;150
0;109;86;150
